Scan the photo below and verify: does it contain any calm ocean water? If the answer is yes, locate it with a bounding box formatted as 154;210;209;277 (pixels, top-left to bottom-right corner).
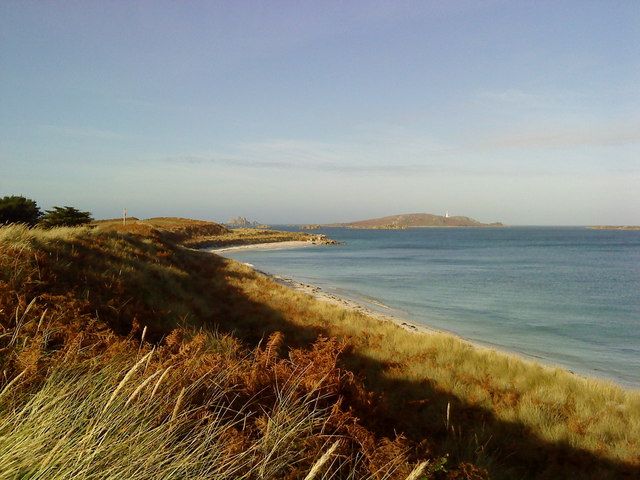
218;227;640;388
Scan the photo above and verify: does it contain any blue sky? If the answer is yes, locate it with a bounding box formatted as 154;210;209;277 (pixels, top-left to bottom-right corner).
1;1;638;225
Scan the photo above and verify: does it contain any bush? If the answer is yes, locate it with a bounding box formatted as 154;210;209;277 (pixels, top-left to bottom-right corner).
40;206;93;227
0;195;41;225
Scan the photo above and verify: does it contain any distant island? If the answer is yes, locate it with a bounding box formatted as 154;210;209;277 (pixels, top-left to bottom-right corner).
587;225;640;231
321;213;506;229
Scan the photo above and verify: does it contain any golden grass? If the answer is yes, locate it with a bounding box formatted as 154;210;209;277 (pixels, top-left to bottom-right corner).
1;222;638;479
217;257;640;478
0;223;92;249
0;323;436;479
196;227;317;248
91;216;315;249
0;347;340;479
0;224;449;479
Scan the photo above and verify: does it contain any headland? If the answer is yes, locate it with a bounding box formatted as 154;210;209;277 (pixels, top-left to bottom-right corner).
320;212;506;229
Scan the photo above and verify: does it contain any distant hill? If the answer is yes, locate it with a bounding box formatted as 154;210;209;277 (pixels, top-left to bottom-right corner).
327;213;505;228
587;225;640;230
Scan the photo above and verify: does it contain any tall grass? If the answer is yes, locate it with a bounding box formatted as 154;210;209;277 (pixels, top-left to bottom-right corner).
0;224;441;479
220;259;640;478
0;325;443;479
0;352;335;479
1;221;638;479
0;223;92;249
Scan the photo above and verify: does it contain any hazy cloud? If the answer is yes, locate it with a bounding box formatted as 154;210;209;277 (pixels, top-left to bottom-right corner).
163;153;438;175
479;123;640;150
161;133;468;176
162;118;640;179
39;124;127;140
478;89;550;107
476;89;590;112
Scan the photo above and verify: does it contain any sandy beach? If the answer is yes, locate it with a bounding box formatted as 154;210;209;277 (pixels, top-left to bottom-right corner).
207;241;588;366
208;241;440;336
202;237;640;394
262;271;440;336
206;241;314;254
221;253;605;379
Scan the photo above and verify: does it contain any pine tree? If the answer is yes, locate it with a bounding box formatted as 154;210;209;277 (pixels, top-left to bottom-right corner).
0;195;42;225
40;206;93;227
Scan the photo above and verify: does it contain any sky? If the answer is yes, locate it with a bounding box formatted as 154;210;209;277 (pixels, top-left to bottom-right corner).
1;1;639;225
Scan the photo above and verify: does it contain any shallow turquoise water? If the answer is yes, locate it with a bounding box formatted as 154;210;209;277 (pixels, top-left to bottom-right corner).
218;227;640;388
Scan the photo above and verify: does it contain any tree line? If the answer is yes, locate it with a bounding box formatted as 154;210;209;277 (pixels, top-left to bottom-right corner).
0;195;93;227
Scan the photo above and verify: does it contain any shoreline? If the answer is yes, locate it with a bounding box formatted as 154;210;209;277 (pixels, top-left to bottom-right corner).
206;241;639;390
205;240;315;253
262;271;442;336
206;241;439;336
256;265;639;389
208;243;549;356
254;269;562;359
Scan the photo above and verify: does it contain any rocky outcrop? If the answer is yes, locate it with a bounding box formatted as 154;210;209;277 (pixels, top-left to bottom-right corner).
226;216;267;228
309;234;344;245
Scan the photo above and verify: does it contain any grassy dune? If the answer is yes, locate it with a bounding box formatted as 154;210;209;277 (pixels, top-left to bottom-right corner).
216;261;640;478
92;216;318;248
1;222;638;479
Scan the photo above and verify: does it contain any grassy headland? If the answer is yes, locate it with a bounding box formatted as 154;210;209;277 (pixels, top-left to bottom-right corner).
92;216;328;248
0;220;638;479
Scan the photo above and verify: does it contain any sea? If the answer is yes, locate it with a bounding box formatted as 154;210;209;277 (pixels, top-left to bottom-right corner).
217;226;640;389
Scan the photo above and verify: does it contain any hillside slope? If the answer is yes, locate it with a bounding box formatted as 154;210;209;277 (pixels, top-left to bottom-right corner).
92;216;323;248
0;222;638;479
0;224;455;479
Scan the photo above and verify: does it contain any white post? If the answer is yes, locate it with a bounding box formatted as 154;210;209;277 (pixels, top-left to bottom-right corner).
123;208;127;225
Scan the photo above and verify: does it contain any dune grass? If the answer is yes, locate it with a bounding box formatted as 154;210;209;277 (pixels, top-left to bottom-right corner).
211;254;640;478
0;224;450;479
1;222;638;479
91;217;316;248
0;222;91;247
192;227;318;248
0;337;405;479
